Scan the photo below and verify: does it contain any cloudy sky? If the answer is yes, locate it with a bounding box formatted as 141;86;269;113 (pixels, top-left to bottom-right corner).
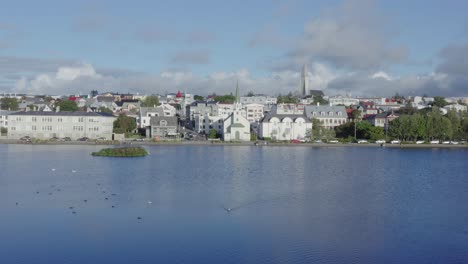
0;0;467;97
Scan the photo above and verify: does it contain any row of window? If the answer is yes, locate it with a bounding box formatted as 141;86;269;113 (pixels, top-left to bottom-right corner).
311;112;343;116
15;117;104;123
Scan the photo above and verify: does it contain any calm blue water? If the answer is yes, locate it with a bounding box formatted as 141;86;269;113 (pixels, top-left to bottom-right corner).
0;144;467;264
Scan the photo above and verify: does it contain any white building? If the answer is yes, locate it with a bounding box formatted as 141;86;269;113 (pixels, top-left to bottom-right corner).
0;110;15;130
138;104;177;128
223;106;250;142
240;95;277;105
259;104;312;141
243;103;264;123
329;96;360;106
194;114;224;135
8;111;116;140
444;103;467;112
305;105;348;129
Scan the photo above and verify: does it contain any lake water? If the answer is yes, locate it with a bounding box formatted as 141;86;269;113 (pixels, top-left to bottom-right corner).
0;144;467;264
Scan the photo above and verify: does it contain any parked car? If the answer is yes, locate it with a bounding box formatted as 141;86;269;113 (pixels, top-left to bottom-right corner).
96;137;107;141
416;140;425;144
391;140;401;144
78;137;89;141
357;139;368;144
430;140;440;144
328;139;339;144
442;141;450;144
291;139;301;143
313;139;323;143
63;137;71;141
450;141;459;145
299;138;310;143
375;139;386;144
50;136;60;141
20;136;32;142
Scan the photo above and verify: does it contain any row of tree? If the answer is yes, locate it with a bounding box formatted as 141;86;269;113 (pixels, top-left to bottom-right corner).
388;108;467;141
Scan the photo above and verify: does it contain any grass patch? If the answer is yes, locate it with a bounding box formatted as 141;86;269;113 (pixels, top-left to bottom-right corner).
92;146;148;157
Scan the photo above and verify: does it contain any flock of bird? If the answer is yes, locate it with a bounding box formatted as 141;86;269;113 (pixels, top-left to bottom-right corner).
13;167;155;222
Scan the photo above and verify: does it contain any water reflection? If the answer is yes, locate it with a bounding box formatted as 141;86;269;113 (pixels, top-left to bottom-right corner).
0;144;467;264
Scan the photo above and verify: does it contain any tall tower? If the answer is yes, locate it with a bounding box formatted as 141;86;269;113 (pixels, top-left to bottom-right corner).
235;79;240;104
300;64;309;97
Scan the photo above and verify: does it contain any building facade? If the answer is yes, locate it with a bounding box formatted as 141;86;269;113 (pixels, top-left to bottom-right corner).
8;111;115;140
305;105;348;129
222;107;250;142
259;104;312;141
148;116;179;139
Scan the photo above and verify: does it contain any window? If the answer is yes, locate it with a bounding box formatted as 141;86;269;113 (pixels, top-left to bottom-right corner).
32;117;37;122
160;120;167;126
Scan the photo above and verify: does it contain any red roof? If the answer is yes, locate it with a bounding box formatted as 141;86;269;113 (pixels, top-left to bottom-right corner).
176;91;182;98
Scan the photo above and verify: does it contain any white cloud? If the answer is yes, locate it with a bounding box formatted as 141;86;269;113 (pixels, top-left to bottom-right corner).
56;63;101;80
371;71;393;81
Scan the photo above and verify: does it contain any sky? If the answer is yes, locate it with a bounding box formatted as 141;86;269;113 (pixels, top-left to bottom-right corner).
0;0;467;97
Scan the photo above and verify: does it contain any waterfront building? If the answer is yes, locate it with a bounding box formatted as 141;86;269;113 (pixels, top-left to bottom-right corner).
304;105;348;129
259;104;311;141
222;87;250;142
147;116;179;139
7;111;116;140
0;110;15;130
365;111;400;129
138;104;176;128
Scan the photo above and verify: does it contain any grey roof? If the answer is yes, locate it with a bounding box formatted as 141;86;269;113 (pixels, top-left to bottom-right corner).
96;96;115;103
304;105;347;119
260;105;309;122
150;116;178;127
0;110;17;116
9;111;115;117
140;107;164;116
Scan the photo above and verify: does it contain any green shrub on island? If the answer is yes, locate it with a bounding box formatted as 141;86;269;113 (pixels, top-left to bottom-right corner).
91;147;148;157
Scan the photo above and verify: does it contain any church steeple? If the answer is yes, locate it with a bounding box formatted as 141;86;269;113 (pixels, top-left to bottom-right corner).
300;64;309;97
235;79;240;104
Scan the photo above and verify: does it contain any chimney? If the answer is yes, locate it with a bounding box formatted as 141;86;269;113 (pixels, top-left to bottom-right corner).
317;102;320;106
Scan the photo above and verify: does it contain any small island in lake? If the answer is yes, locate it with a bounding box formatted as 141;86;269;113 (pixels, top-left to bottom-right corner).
91;147;149;157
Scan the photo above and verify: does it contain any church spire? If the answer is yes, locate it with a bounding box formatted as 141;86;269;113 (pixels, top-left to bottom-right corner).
235;79;240;104
300;64;309;97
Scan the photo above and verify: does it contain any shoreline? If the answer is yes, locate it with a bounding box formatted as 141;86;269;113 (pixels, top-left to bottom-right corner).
0;139;467;148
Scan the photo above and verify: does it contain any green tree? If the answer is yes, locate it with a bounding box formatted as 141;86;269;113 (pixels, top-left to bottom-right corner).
0;97;19;110
351;109;361;121
277;92;299;104
312;95;329;105
194;95;204;101
335;122;355;139
446;110;462;140
1;127;7;135
309;118;335;141
247;91;255;97
56;100;78;111
141;95;160;107
214;95;236;104
98;106;113;114
432;96;448;108
113;114;137;135
208;129;219;139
